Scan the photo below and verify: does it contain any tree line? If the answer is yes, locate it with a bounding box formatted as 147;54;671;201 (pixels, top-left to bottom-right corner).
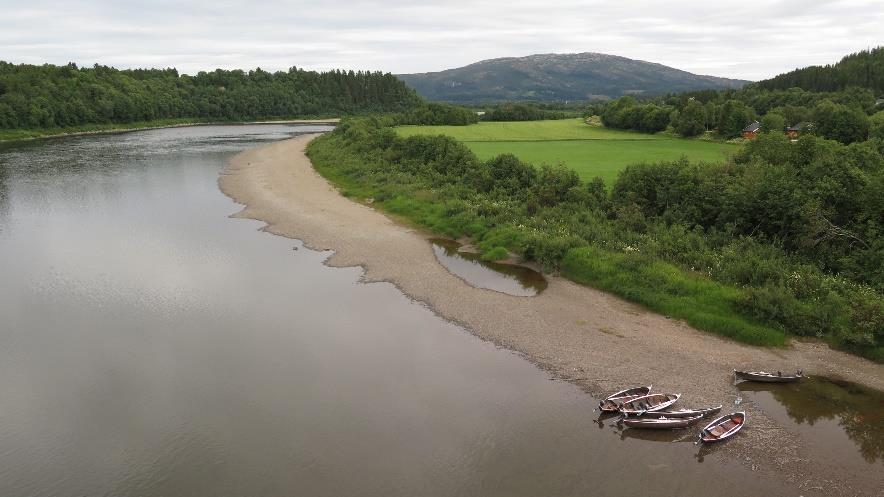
596;47;884;143
0;61;424;130
598;85;883;144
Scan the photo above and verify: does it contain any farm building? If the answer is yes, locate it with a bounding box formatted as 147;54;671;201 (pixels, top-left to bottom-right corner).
742;121;761;140
785;122;810;139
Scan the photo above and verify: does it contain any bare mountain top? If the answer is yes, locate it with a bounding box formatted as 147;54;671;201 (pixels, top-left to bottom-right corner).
398;52;749;103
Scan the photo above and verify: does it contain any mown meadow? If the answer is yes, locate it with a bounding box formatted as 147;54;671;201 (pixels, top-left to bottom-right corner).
308;114;884;362
397;119;740;184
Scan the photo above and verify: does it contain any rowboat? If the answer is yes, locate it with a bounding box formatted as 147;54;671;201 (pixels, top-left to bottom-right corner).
619;393;680;415
643;405;722;419
698;412;746;443
622;414;704;429
734;369;803;383
598;385;652;412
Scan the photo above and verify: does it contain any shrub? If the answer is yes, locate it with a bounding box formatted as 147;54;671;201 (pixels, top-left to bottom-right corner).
481;246;509;261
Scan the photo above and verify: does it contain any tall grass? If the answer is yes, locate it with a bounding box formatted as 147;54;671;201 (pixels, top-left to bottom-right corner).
561;247;788;346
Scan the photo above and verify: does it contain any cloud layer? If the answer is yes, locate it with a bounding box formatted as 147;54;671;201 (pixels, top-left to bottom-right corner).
1;0;882;80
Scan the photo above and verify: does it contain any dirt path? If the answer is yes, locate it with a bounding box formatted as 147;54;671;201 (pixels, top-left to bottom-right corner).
220;134;884;497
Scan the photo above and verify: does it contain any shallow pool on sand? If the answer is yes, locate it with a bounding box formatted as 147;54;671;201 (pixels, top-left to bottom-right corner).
429;238;547;296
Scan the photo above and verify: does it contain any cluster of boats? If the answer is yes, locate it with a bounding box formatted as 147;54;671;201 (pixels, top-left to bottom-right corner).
598;369;804;444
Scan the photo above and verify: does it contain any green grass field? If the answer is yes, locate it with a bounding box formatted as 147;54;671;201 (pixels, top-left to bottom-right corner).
397;119;741;184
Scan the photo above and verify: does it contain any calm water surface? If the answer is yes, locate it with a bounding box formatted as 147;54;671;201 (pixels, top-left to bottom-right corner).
429;238;546;296
738;375;884;488
0;125;792;497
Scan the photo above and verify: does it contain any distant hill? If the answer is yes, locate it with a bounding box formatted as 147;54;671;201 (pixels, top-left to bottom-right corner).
397;53;749;103
753;47;884;94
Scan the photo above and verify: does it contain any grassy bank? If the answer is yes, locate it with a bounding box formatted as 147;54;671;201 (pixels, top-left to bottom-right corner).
308;122;791;349
306;117;883;361
396;119;740;184
561;247;786;346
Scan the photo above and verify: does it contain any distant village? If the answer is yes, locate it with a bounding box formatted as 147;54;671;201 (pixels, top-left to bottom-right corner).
742;96;884;140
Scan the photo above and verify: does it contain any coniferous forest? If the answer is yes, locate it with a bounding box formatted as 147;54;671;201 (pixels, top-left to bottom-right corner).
0;62;422;131
755;47;884;94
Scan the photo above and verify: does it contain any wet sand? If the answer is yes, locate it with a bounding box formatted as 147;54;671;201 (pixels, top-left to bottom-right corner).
219;134;884;496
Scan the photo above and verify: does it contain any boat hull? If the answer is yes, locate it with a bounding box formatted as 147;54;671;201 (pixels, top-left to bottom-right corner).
645;406;722;419
598;386;651;412
734;370;802;383
699;412;746;443
622;414;703;429
619;393;680;415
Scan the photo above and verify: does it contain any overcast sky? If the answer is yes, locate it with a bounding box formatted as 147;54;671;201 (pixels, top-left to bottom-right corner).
1;0;882;81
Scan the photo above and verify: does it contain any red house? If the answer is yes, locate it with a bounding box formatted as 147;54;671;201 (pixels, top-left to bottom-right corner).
785;122;809;139
742;121;761;140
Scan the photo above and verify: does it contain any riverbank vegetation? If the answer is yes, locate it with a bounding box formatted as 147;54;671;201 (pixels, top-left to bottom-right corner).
397;119;739;184
307;116;884;361
0;61;422;136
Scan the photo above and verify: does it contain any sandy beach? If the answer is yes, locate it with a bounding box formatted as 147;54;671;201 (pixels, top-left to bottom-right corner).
220;134;884;496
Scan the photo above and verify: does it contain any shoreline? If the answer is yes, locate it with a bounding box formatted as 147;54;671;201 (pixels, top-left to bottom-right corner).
219;134;884;497
0;118;340;144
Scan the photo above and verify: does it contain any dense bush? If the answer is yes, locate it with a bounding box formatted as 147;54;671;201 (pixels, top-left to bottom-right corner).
812;100;870;144
483;103;571;121
601;97;672;133
671;100;706;137
399;102;479;125
307;117;884;361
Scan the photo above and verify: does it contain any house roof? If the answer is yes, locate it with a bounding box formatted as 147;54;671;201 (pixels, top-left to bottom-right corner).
743;121;761;133
786;122;811;132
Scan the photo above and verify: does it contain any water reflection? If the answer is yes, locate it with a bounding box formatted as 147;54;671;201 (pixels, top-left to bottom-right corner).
430;238;547;296
0;126;796;497
0;158;8;220
738;376;884;465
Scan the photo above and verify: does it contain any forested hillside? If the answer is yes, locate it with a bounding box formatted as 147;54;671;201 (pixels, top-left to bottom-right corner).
0;62;423;130
755;47;884;94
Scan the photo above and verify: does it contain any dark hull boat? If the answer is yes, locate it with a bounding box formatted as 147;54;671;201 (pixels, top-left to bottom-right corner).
734;369;803;383
644;405;722;419
619;393;680;415
622;414;703;429
598;385;652;412
698;412;745;443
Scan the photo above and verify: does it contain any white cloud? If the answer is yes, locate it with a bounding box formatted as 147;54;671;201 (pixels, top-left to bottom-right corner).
0;0;881;80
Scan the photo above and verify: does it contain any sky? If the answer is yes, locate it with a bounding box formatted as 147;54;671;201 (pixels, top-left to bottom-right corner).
1;0;882;81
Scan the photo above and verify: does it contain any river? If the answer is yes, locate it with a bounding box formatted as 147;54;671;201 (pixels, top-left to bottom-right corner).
0;125;791;497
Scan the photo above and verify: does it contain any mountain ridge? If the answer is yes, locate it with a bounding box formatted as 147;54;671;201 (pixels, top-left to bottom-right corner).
398;52;749;103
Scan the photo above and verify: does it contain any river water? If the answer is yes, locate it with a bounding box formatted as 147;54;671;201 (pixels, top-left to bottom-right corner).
0;125;791;497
